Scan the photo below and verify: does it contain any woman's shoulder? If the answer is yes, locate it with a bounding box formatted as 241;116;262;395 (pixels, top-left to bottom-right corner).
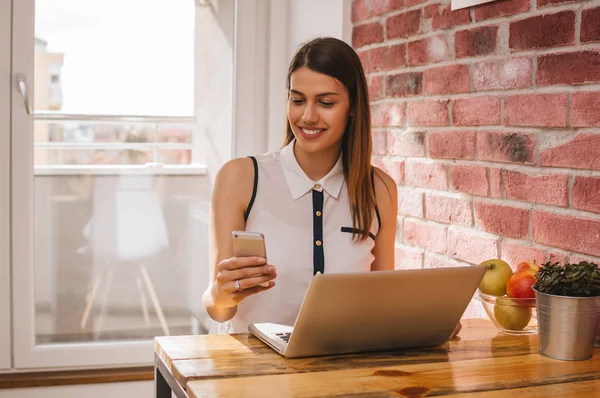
216;157;255;182
216;148;282;183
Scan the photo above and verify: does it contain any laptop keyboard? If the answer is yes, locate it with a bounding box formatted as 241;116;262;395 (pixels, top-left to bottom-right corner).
275;332;291;343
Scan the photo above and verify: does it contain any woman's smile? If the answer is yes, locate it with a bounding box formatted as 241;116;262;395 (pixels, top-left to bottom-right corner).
297;126;327;140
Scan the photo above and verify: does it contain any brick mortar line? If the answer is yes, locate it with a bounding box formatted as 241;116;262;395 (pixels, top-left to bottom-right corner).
398;191;600;220
567;92;573;127
499;167;507;199
366;84;600;100
421;186;427;220
534;130;541;167
394;242;425;253
499;94;505;127
421;246;600;266
528;205;534;241
446;224;502;238
366;51;600;78
422;250;476;266
365;53;599;81
403;216;451;227
398;214;405;245
568;175;575;208
357;37;600;57
371;125;600;135
502;237;600;261
532;54;537;87
497;237;503;258
486;168;491;197
498;21;510;56
575;8;582;45
470;196;476;230
392;156;600;176
402;223;600;261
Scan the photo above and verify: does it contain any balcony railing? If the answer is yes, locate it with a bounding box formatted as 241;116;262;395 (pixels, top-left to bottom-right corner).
33;112;207;176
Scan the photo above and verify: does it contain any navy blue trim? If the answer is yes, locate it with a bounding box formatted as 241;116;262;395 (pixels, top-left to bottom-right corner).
341;227;375;241
371;167;381;231
312;189;324;275
244;156;258;223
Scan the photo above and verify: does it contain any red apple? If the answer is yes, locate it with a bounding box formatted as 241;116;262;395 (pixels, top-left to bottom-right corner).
516;261;540;274
506;271;536;299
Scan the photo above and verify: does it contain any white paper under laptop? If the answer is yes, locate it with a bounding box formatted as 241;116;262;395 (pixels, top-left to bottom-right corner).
249;265;486;358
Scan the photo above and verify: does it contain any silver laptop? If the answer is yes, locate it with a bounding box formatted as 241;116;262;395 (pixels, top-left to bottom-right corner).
249;265;486;358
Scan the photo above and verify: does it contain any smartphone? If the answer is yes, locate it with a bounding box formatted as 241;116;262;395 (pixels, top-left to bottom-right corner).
232;231;270;287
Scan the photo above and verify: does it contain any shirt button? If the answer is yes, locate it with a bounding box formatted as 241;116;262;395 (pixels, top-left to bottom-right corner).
316;211;322;217
314;183;321;190
315;240;322;246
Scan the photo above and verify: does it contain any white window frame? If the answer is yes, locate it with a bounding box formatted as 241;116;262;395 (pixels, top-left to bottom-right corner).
0;0;12;371
10;0;270;369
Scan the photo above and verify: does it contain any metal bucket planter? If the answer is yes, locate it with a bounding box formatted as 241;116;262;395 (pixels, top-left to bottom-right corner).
535;289;600;360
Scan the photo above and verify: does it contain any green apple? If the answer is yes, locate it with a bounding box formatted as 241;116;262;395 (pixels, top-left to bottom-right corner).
494;297;532;331
478;259;513;296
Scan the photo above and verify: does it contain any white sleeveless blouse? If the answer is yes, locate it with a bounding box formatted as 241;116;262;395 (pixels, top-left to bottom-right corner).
229;140;379;333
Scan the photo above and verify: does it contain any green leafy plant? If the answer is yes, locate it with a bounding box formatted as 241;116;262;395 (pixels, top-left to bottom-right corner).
533;261;600;297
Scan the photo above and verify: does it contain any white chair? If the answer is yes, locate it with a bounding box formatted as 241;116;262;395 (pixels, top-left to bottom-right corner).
80;175;171;336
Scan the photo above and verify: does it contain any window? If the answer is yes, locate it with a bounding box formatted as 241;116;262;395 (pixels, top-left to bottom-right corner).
10;0;240;369
6;0;277;370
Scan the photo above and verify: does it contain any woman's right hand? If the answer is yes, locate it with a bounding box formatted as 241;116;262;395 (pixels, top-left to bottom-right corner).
210;256;277;309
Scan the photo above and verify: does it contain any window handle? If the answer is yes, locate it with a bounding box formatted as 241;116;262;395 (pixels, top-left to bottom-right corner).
16;73;32;115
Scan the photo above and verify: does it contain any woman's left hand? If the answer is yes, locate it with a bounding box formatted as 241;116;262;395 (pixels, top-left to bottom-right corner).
449;322;462;339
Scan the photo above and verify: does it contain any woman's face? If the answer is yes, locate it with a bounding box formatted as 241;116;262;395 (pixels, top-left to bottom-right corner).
287;66;351;156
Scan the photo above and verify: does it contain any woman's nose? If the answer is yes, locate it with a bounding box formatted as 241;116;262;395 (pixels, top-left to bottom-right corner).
302;104;319;124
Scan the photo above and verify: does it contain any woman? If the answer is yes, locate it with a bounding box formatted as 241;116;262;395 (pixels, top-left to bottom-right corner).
202;37;398;333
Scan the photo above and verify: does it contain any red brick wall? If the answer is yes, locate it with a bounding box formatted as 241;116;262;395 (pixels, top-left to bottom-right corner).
352;0;600;271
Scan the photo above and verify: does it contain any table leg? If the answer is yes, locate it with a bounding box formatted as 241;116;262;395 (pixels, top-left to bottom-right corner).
155;366;171;398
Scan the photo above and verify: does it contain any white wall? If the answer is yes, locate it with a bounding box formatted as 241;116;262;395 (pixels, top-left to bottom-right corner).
194;0;235;178
266;0;352;152
0;381;153;398
287;0;351;60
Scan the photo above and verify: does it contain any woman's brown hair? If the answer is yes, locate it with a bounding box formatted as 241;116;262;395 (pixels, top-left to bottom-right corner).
284;37;375;241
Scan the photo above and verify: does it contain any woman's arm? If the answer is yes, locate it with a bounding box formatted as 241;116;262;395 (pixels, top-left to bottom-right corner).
202;157;276;322
370;167;398;271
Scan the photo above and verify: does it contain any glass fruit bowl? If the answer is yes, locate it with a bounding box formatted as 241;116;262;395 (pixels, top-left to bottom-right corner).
477;290;538;335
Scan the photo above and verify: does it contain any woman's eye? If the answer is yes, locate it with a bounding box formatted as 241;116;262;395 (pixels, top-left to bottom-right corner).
290;98;304;104
320;102;334;108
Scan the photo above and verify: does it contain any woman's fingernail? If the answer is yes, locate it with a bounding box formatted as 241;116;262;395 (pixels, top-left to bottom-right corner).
257;258;266;264
268;266;276;272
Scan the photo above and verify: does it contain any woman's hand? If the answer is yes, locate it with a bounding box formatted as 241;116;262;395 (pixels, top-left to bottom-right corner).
210;256;277;309
449;322;462;339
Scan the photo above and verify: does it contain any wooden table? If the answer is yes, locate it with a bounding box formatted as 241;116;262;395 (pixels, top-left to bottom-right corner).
154;318;600;397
